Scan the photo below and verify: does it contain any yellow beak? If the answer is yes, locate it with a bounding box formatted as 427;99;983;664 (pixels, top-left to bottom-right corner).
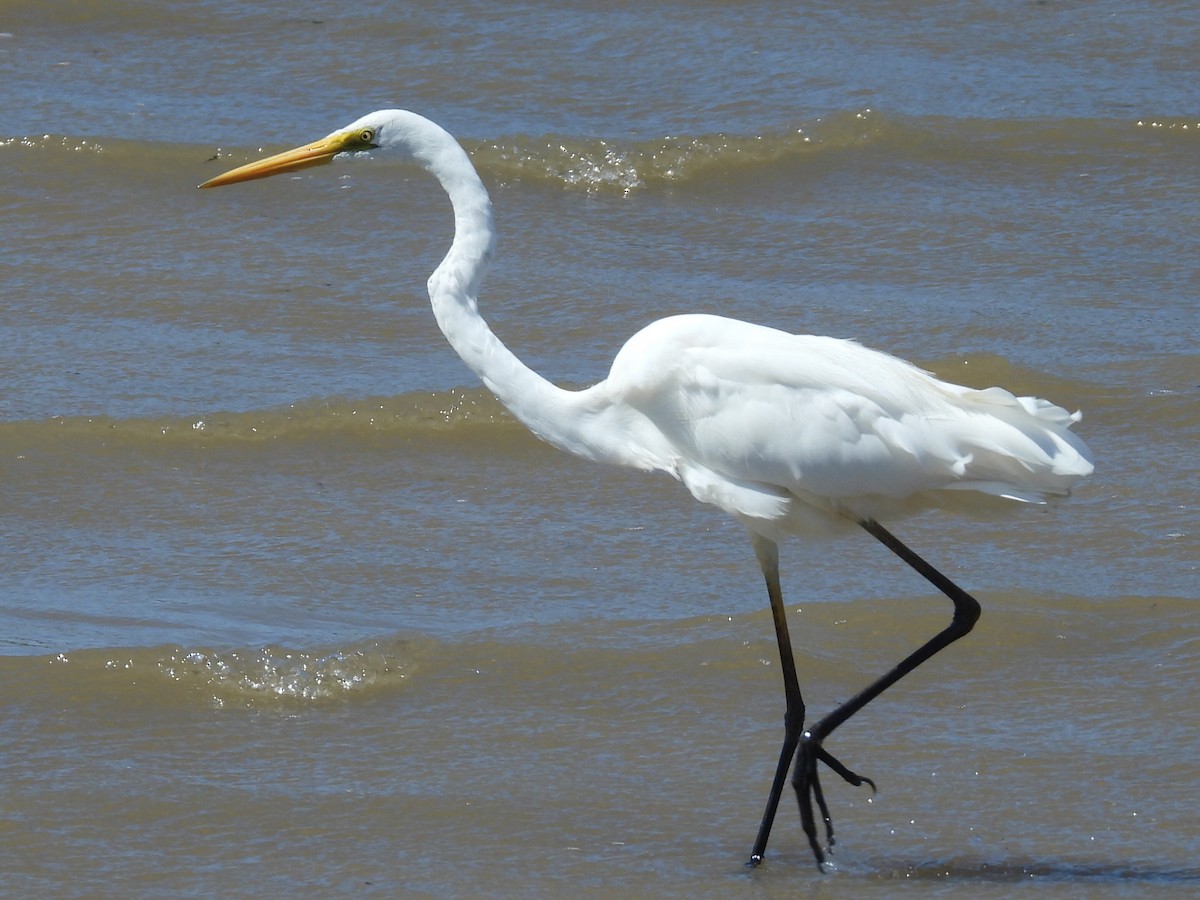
198;130;368;189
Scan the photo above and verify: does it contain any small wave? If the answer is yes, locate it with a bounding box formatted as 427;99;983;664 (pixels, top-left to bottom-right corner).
157;639;418;706
0;387;522;451
26;636;424;708
466;109;1186;193
470;109;870;193
0;110;874;195
9;110;1186;196
0;133;107;154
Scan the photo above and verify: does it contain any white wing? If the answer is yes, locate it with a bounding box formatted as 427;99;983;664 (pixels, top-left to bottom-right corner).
600;314;1094;529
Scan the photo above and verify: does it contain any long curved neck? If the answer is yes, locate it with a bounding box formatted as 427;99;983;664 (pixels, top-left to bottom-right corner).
417;129;596;457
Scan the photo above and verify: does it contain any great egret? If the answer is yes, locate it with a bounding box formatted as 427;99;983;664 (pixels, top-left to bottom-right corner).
200;110;1094;869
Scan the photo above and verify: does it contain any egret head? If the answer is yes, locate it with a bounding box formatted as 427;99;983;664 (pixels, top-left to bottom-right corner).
198;109;441;189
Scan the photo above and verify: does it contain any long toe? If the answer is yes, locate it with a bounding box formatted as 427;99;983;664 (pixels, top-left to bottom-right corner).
792;736;831;866
816;745;877;792
792;734;877;866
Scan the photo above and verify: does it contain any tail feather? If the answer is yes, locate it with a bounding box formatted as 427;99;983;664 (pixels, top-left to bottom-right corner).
944;385;1094;501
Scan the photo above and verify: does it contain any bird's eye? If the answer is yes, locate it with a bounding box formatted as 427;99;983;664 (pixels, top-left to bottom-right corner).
359;129;375;144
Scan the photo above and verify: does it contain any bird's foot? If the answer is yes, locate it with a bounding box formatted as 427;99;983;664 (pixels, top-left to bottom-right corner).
793;731;876;870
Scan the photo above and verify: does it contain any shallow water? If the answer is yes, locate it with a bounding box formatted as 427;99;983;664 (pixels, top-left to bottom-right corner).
2;1;1198;896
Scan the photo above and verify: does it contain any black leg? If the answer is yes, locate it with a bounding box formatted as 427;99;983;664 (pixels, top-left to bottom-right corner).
790;518;982;867
746;534;875;867
747;535;803;866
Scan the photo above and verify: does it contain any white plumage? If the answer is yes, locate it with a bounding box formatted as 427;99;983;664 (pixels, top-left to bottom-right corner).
591;313;1092;533
201;109;1094;869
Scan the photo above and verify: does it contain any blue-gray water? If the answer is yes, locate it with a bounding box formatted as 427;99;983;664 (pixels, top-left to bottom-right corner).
2;2;1197;896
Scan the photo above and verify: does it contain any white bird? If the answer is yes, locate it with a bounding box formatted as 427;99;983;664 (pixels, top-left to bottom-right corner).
200;110;1094;868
